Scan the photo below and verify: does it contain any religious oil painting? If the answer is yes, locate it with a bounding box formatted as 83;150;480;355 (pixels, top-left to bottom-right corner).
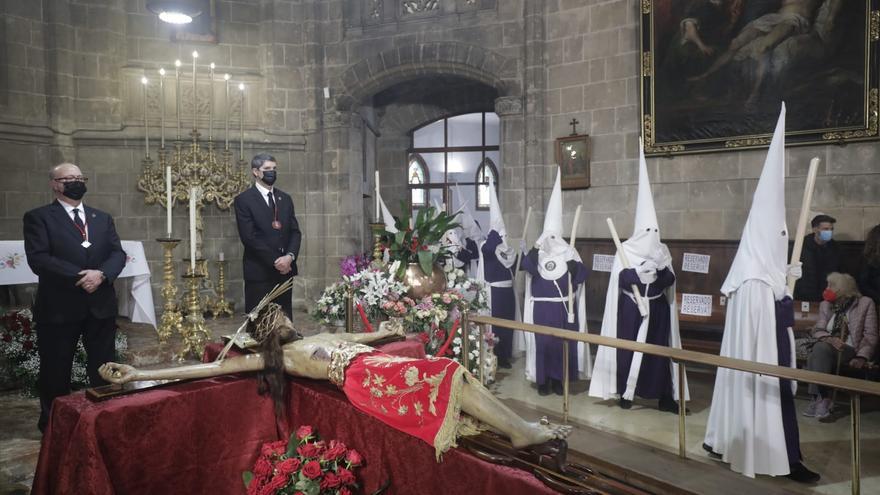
640;0;879;155
556;134;591;190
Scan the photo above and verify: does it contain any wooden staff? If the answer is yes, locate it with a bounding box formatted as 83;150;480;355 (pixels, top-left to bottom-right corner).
567;205;582;323
787;157;820;293
606;218;648;317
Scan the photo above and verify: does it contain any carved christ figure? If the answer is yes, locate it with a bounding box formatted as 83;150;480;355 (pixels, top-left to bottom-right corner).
99;304;570;458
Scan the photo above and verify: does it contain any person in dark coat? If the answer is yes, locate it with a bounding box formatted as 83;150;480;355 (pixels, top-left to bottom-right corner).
857;224;880;306
233;153;302;319
24;162;126;431
794;214;840;301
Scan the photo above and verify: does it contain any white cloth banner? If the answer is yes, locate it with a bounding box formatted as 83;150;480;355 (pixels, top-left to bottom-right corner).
0;240;157;328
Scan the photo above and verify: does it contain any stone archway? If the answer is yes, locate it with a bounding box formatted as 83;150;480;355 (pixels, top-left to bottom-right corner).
332;42;521;112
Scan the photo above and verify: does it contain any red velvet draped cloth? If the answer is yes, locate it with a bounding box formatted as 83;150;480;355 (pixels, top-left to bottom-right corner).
33;340;555;494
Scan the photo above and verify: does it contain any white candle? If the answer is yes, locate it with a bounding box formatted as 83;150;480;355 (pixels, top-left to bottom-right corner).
166;166;172;237
174;60;181;139
223;74;230;150
218;251;224;262
238;83;245;159
374;171;380;220
141;77;149;158
191;51;198;132
158;68;166;148
208;62;215;141
189;187;197;272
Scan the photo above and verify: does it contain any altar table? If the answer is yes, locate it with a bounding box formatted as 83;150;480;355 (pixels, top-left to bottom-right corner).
33;377;557;494
0;240;156;327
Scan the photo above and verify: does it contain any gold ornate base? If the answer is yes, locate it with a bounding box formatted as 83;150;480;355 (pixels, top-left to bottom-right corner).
369;222;385;261
156;238;183;343
209;260;234;319
178;273;210;360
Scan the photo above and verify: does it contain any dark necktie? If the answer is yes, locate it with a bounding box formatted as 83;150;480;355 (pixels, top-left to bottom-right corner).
267;191;276;211
72;208;85;230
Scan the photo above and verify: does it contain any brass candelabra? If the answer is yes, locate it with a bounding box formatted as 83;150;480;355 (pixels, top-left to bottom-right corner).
369;222;385;261
155;238;183;343
210;260;234;318
179;272;210;360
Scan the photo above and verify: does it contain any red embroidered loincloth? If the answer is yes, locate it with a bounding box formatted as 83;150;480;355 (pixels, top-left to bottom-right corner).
340;350;478;458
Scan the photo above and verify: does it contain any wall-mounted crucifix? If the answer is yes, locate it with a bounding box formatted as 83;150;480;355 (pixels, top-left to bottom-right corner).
569;118;579;136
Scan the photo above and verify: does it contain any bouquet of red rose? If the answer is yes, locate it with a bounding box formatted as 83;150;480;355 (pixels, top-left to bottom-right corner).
244;425;364;495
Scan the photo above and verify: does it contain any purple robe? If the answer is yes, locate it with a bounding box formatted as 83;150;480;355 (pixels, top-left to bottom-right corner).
615;267;675;399
521;248;588;384
775;297;802;465
481;231;516;359
457;238;479;265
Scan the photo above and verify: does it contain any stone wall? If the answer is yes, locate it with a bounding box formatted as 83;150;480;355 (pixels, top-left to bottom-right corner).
1;0;877;319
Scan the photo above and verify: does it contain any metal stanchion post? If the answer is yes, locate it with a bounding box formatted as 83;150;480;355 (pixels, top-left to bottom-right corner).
852;394;861;495
678;362;687;459
344;287;354;333
461;310;470;372
562;340;570;423
478;322;485;385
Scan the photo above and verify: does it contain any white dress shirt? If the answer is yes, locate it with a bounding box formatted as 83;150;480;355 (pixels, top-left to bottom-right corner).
254;182;275;207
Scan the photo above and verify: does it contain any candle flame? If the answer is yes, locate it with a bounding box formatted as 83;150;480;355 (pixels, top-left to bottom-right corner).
223;73;230;81
192;51;199;58
141;76;148;85
238;83;245;91
159;67;166;76
175;59;182;67
210;62;215;69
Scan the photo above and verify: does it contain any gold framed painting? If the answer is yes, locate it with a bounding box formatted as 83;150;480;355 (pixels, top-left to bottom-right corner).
639;0;879;155
556;134;591;190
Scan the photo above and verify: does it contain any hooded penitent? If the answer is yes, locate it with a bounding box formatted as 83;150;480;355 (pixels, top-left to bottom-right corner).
703;103;799;478
453;183;483;274
476;176;520;363
522;167;590;384
589;139;688;402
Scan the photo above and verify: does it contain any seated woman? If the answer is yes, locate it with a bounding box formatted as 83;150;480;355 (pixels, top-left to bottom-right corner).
803;273;878;420
100;304;571;459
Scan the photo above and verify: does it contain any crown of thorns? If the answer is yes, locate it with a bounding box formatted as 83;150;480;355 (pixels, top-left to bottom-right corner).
250;303;286;343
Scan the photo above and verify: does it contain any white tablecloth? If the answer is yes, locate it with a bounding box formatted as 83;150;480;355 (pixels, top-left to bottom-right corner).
0;240;157;328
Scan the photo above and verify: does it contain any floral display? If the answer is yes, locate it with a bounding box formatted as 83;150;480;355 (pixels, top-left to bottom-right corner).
347;263;408;322
0;308;128;396
381;204;459;278
310;282;349;326
339;254;371;278
244;425;363;495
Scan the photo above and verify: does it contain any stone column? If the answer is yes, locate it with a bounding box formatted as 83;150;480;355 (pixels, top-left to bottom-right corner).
495;95;530;239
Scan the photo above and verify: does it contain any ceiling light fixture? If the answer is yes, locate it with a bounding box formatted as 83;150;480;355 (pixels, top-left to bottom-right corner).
147;0;202;25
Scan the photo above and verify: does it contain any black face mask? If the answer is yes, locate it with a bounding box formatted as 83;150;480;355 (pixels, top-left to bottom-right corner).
261;170;277;186
62;181;87;201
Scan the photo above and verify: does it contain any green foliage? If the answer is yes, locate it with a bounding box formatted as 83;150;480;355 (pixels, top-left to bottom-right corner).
381;203;460;278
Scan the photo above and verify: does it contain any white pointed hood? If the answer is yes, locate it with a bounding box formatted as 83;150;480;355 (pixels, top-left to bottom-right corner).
535;167;577;279
454;183;483;241
622;139;670;268
487;176;515;268
378;190;398;234
488;176;507;237
721;103;788;300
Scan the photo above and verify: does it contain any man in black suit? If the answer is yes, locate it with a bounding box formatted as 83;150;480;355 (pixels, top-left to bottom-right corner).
23;162;126;431
234;153;302;318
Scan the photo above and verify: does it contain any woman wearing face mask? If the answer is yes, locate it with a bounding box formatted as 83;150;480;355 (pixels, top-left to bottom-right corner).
803;272;877;420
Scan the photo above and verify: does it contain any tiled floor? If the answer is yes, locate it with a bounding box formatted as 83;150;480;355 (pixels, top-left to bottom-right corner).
2;316;878;494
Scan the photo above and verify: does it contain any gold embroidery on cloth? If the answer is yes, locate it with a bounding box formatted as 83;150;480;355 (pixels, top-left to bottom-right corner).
328;342;374;387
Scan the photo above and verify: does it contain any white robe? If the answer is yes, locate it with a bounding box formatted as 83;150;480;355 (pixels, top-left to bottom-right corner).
703;279;795;478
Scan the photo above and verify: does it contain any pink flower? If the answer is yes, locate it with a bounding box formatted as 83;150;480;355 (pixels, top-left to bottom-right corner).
345;449;363;467
295;425;313;441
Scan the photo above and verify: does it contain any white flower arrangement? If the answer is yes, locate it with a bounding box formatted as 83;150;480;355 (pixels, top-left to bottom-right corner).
311;281;350;325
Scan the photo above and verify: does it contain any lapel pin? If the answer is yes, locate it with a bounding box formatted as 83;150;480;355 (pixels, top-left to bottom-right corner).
91;213;96;218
